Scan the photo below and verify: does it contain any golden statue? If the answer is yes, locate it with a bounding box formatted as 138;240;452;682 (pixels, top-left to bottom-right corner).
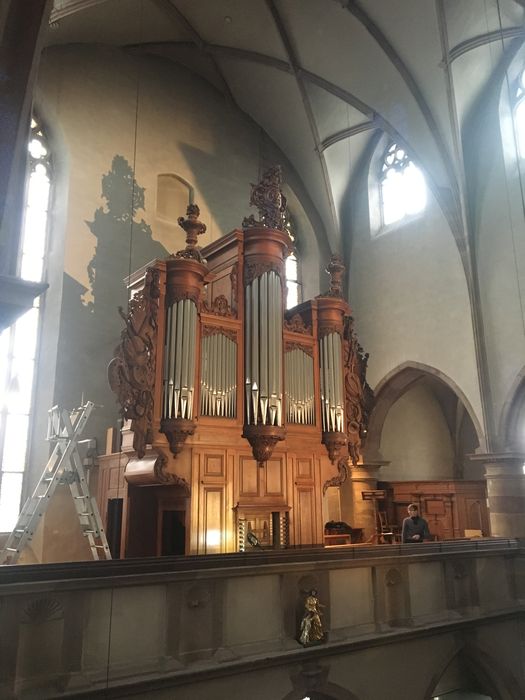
299;589;325;646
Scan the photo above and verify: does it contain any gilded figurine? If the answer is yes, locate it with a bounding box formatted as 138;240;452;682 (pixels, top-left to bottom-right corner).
299;589;325;646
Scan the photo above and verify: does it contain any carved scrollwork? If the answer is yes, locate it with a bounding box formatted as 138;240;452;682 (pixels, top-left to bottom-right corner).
230;263;238;312
322;457;349;495
108;267;160;458
202;325;237;343
153;450;190;493
242;166;287;231
321;431;348;466
284;341;313;357
244;261;283;287
168;289;201;306
284;313;312;335
343;316;374;466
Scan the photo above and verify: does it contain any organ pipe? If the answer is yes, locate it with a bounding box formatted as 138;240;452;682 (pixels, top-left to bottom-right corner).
285;348;315;424
200;331;237;418
319;331;344;432
163;298;198;421
245;270;283;427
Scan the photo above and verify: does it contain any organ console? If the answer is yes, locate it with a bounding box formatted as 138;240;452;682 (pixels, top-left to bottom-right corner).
105;166;373;556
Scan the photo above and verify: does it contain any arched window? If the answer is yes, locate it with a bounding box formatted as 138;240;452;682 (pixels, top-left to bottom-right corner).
0;116;51;531
284;212;302;309
514;67;525;158
380;143;426;226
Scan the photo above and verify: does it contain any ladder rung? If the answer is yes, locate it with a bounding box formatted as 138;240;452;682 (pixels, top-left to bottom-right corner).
6;547;19;552
94;545;108;549
78;512;93;517
83;530;97;535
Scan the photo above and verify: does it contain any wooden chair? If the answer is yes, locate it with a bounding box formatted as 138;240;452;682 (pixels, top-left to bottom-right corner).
378;511;400;544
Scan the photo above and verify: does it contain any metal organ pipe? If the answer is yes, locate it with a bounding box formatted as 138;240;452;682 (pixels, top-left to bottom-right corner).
319;331;344;433
199;331;237;419
285;348;315;425
162;299;198;422
245;270;283;426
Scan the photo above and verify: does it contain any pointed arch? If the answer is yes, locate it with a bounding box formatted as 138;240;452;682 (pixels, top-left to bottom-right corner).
364;361;485;460
424;641;523;700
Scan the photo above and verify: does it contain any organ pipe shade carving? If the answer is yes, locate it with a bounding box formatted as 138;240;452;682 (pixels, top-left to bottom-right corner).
319;332;345;432
285;348;315;424
200;332;237;418
162;298;198;420
245;270;283;426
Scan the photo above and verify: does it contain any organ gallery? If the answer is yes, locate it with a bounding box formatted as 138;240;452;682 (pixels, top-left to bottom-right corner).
102;167;374;556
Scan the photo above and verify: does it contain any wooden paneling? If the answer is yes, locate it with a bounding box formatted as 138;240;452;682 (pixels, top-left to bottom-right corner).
296;457;313;480
297;487;316;545
202;487;224;555
383;480;490;539
265;457;284;497
204;453;225;479
239;456;259;497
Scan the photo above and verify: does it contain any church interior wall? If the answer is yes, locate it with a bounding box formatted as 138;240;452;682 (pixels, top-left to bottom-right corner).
453;40;525;448
379;381;455;481
347;151;483;433
26;43;323;491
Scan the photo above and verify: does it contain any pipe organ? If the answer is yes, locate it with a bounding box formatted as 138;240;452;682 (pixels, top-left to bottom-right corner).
107;167;372;557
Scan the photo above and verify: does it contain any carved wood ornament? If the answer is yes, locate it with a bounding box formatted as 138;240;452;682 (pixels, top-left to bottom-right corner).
108;267;160;458
284;313;312;335
343;315;374;466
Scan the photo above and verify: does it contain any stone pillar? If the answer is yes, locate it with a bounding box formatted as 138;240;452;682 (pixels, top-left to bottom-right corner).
471;453;525;538
348;461;388;542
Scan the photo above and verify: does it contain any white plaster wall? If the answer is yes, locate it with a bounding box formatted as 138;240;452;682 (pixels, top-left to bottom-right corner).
380;383;455;480
473;75;525;442
348;168;482;428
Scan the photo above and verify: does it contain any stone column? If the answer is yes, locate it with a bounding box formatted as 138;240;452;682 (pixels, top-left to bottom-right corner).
471;453;525;538
348;461;388;542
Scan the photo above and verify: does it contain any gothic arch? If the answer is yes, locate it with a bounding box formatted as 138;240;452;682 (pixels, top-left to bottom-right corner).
364;361;485;460
424;642;523;700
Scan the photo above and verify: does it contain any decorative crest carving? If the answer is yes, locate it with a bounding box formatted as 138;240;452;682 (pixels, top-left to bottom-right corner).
108;267;160;458
284;313;312;335
242;166;287;231
343;315;374;465
175;203;207;262
321;431;348;465
202;294;233;317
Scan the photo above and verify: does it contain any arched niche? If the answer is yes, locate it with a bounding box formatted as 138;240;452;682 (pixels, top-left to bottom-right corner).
364;362;484;480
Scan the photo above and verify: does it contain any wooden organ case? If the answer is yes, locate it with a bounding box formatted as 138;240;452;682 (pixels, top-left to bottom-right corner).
105;167;372;556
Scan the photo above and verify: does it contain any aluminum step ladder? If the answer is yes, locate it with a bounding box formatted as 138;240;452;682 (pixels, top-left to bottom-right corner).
0;401;111;565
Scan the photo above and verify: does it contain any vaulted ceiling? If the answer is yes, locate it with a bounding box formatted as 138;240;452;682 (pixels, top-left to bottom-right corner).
45;0;525;254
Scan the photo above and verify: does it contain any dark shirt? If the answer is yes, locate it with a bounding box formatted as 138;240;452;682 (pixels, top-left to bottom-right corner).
402;515;430;543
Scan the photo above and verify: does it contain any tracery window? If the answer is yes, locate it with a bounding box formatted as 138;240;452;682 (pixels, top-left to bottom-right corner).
284;213;302;310
380;143;426;226
0;117;51;531
514;67;525;159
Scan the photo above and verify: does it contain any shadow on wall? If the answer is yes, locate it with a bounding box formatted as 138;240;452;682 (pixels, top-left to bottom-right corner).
55;156;168;447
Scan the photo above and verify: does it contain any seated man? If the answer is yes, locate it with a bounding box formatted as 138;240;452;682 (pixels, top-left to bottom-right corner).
402;503;430;543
